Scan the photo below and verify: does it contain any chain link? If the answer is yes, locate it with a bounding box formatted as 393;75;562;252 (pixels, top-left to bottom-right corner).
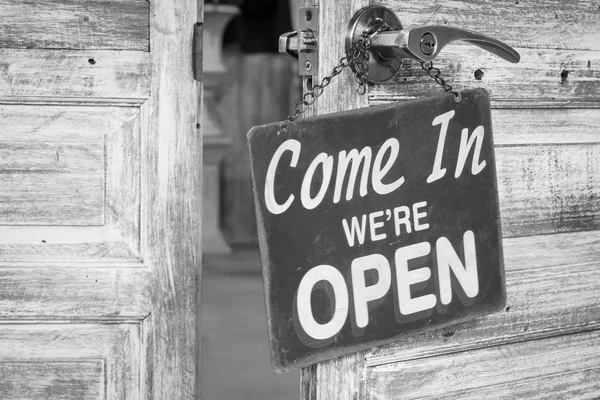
281;21;395;130
420;61;462;102
281;21;461;130
281;40;370;130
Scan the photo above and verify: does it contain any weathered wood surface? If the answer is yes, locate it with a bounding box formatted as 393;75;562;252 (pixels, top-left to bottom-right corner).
299;0;370;399
221;47;296;245
144;0;201;397
367;330;600;399
436;367;600;400
0;0;149;51
496;143;600;237
0;0;199;398
0;49;149;98
0;267;150;318
365;230;600;363
370;47;600;102
494;109;600;237
377;0;600;51
0;226;140;261
0;140;104;225
0;360;104;399
0;105;137;225
301;0;600;399
0;324;140;400
106;105;142;254
493;108;600;145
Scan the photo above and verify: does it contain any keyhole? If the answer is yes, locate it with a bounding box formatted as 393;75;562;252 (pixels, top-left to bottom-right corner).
420;33;437;55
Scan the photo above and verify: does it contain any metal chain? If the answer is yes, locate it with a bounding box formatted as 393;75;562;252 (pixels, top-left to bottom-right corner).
280;40;369;130
281;21;393;130
281;22;461;129
420;61;462;102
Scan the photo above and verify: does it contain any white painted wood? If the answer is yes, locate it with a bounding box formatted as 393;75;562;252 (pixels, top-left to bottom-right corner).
0;0;149;50
0;0;201;398
0;360;105;399
0;49;149;99
0;105;139;226
0;324;140;399
367;330;600;399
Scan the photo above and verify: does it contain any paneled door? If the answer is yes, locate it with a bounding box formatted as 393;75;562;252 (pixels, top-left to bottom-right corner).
300;0;600;399
0;0;201;398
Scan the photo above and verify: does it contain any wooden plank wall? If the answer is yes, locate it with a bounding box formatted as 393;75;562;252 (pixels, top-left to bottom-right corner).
220;45;297;245
362;0;600;398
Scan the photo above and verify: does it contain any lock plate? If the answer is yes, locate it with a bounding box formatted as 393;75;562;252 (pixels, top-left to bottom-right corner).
346;5;403;83
299;6;319;76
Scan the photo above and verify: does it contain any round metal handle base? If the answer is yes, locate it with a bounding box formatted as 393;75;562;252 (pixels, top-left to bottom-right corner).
345;5;403;83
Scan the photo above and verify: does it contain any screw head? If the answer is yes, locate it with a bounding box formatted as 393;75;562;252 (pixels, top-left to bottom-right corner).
304;60;312;71
420;33;436;56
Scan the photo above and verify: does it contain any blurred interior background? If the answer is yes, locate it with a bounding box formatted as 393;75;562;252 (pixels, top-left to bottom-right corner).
201;0;302;398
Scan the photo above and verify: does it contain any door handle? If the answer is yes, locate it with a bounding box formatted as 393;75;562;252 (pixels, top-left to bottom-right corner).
371;26;520;64
346;5;520;82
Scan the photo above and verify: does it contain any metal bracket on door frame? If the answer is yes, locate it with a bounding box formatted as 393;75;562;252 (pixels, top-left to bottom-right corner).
278;6;319;76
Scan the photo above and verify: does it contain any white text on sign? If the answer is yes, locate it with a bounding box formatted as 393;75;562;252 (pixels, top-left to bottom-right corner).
264;109;487;215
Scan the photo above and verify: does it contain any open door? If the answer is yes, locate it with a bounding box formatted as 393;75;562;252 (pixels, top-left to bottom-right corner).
0;0;201;398
300;0;600;398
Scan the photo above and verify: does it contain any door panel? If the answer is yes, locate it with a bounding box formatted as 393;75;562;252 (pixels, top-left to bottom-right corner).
301;0;600;398
368;330;600;399
0;0;200;398
0;49;150;99
0;324;140;399
0;0;150;51
0;361;105;399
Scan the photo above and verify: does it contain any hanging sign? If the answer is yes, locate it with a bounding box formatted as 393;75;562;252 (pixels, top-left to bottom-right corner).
248;89;505;372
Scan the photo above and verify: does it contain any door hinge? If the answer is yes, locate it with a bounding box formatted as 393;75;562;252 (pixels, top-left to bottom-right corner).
278;6;319;76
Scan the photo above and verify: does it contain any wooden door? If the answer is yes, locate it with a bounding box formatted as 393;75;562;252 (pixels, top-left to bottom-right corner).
301;1;600;399
0;0;201;399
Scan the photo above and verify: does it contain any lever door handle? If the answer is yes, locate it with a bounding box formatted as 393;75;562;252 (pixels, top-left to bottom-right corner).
371;25;520;64
346;5;521;83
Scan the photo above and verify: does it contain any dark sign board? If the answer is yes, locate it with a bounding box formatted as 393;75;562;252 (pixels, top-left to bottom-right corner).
248;89;505;372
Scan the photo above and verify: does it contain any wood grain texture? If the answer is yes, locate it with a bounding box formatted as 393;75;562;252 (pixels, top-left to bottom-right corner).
0;360;104;399
0;139;104;225
442;367;600;400
376;0;600;51
0;105;138;225
106;106;142;256
365;230;600;363
492;108;600;145
0;49;149;98
221;47;296;245
494;107;600;237
299;0;369;399
0;267;150;318
0;0;149;51
144;0;201;398
496;144;600;237
369;47;600;103
0;225;139;261
367;330;600;399
0;324;140;400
